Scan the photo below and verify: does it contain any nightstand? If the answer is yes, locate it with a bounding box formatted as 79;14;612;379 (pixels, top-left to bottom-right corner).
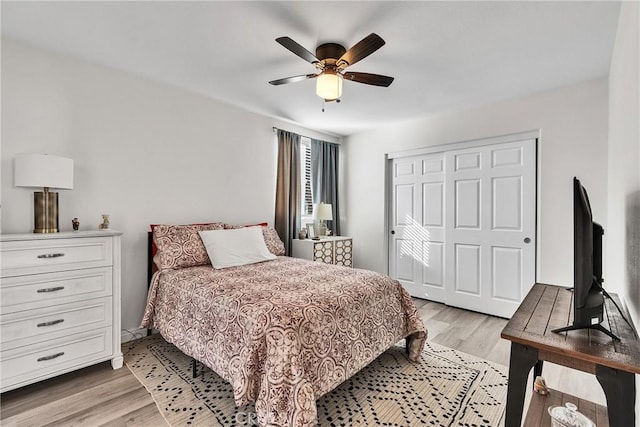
291;236;352;267
0;230;123;392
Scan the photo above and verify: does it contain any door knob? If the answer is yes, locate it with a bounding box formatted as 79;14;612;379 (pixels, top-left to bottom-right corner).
524;237;531;244
391;230;395;235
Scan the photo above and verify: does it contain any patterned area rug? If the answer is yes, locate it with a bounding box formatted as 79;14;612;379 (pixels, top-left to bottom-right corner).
124;335;507;426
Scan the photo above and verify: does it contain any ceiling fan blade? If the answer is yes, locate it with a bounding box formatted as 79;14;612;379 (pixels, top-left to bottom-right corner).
338;33;386;67
276;37;319;64
269;74;318;86
342;72;394;87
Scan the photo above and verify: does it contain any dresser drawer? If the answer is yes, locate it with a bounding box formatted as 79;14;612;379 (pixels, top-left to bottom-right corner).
1;237;113;277
1;327;113;392
1;297;112;349
1;267;112;312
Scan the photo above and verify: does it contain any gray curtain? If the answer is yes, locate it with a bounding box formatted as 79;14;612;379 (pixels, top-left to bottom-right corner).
274;130;301;256
311;139;340;236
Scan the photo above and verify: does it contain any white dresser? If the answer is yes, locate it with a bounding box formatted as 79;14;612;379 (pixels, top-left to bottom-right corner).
0;231;123;393
291;236;353;267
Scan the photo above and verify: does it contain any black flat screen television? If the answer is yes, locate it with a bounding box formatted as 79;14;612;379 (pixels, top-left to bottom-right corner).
551;177;619;341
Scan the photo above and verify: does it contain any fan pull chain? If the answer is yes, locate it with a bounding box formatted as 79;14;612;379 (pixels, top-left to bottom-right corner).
322;99;325;113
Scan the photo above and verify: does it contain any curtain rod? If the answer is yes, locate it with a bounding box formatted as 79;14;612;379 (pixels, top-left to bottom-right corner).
272;126;337;145
272;126;316;141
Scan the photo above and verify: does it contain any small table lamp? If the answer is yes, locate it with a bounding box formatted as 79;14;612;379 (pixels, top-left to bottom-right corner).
313;202;333;238
14;154;74;233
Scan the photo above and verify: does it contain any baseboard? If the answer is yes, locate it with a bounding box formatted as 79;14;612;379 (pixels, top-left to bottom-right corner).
121;328;148;343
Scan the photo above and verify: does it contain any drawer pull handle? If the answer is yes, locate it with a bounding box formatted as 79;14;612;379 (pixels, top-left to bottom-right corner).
37;286;65;293
37;319;65;327
37;352;65;362
37;253;65;259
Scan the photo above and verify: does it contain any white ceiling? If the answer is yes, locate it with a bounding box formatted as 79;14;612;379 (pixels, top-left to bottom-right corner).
1;1;621;137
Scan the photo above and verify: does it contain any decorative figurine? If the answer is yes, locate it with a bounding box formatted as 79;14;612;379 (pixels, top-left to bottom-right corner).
99;214;110;230
533;376;549;395
299;228;307;240
72;218;80;231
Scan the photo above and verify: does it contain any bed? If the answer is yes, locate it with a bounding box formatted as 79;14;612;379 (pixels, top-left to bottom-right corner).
141;223;427;426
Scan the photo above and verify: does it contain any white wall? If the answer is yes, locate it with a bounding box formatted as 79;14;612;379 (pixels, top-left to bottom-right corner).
0;39;337;333
607;1;640;415
343;78;609;288
608;0;639;327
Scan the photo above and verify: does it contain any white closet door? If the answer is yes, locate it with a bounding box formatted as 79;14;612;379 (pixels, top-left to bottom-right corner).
388;137;536;318
389;153;446;302
444;139;536;318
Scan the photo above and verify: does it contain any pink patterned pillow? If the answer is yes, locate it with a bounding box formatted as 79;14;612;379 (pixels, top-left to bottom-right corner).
153;223;224;270
222;223;285;256
223;222;267;229
262;226;285;256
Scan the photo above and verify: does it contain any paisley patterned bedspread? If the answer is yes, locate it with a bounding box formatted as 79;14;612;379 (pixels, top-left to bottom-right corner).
141;256;427;426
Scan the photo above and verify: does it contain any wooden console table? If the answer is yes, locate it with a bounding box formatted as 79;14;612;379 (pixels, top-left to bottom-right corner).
501;283;640;427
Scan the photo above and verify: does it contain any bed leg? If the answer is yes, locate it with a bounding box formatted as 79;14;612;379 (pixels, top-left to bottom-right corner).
191;358;197;378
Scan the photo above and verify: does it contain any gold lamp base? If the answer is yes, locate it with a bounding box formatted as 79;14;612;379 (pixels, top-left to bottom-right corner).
33;189;59;233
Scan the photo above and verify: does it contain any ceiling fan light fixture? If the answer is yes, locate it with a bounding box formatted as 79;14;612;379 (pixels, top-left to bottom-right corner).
272;34;391;102
316;70;342;101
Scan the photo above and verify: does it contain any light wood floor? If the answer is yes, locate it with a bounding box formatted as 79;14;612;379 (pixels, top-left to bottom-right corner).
0;299;605;426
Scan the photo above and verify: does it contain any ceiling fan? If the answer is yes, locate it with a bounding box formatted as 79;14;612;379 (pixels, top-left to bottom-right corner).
269;33;394;102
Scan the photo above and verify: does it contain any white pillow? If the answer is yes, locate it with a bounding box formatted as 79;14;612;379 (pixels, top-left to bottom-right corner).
199;226;276;269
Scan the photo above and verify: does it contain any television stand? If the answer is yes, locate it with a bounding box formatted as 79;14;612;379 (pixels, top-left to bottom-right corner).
551;323;620;341
501;283;640;427
550;285;634;341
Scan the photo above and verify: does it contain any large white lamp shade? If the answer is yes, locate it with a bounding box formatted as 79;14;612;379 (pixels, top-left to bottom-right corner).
14;154;74;233
314;202;333;221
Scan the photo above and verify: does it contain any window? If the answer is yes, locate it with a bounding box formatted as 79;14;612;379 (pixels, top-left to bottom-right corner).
300;137;313;225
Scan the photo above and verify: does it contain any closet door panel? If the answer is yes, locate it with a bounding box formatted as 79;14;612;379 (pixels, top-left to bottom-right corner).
389;137;536;317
